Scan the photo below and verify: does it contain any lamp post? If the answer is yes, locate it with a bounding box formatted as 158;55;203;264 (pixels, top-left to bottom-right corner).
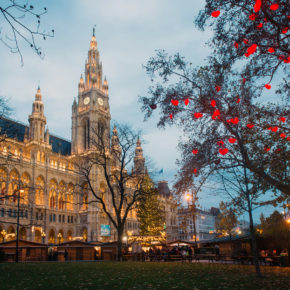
185;192;198;248
1;229;6;242
42;232;46;244
57;233;62;244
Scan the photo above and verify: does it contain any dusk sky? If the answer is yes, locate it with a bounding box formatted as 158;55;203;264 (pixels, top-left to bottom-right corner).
0;0;278;220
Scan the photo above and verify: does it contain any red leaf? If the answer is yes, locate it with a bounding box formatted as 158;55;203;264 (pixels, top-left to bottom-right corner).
247;44;257;55
270;3;279;10
184;98;189;106
192;149;199;155
247;123;255;129
243;39;249;44
215;86;221;92
228;137;237;144
242;78;246;84
249;14;257;21
268;47;275;53
287;137;290;141
217;140;224;146
171;99;179;106
264;147;271;152
280;133;286;139
194;112;203;119
279;117;286;122
237;98;241;103
219;148;229;155
212;109;220;120
257;23;263;29
149;104;157;110
211;10;220;18
271;126;278;132
282;27;288;34
234;42;239;49
169;113;173;119
254;0;261;13
265;84;271;89
267;127;272;130
193;168;198;176
211;100;216;107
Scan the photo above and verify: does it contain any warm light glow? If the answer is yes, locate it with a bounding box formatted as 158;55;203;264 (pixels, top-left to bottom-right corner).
185;193;190;201
41;232;46;237
286;218;290;224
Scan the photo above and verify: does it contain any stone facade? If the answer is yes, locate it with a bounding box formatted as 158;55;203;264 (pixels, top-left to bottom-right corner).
0;32;142;244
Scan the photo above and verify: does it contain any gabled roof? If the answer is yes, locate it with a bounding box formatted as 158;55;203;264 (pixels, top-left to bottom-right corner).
57;240;95;247
0;116;71;156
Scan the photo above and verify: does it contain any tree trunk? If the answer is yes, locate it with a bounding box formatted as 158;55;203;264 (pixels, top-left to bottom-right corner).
117;226;124;261
247;202;262;278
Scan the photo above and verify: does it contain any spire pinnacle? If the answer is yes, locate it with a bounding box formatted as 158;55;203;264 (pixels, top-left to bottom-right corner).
35;86;42;101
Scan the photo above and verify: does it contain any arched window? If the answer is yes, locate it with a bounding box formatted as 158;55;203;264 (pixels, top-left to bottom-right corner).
67;183;74;211
8;169;20;203
81;183;88;211
0;168;7;202
58;181;66;210
49;179;57;209
21;172;30;205
7;225;15;241
67;230;73;241
48;229;55;244
35;176;45;206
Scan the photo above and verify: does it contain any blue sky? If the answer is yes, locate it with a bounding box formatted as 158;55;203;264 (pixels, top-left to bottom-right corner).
0;0;279;221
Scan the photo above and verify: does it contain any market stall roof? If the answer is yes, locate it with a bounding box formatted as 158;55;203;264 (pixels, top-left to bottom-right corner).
167;240;195;247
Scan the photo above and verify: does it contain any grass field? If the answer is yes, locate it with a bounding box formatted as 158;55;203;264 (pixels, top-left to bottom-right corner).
0;262;289;289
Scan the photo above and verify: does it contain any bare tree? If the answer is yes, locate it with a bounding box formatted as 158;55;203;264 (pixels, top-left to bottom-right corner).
0;0;54;65
74;124;146;261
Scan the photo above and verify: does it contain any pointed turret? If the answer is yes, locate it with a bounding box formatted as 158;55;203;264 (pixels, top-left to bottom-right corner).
78;74;85;93
103;76;109;95
134;137;145;174
28;87;47;143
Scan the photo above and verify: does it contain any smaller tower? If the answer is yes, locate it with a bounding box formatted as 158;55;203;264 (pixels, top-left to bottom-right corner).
133;137;145;174
28;87;47;143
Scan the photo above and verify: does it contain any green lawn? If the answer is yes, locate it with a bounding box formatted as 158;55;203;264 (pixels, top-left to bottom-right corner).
0;262;289;289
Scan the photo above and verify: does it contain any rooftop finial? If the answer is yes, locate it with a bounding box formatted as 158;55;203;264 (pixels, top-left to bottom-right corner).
93;25;96;36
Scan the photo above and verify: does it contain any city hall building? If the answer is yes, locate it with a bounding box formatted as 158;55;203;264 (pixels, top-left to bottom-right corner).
0;32;154;244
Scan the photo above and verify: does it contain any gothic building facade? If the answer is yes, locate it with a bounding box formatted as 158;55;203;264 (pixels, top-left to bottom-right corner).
0;32;144;244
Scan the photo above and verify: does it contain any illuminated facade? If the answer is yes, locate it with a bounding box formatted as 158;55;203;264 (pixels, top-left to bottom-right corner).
0;32;142;244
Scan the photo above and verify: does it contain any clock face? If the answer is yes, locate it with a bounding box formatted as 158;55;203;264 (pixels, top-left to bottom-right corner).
84;97;90;105
98;98;104;106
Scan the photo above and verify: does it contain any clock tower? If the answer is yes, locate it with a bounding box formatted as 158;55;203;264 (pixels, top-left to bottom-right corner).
72;29;111;154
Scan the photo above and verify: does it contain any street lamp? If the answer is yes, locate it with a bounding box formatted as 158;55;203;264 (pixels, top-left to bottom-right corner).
57;233;62;244
185;193;191;207
41;232;46;244
1;229;6;242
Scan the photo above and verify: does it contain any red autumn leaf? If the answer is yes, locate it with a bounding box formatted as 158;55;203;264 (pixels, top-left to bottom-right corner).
249;14;257;21
270;3;279;10
247;123;255;129
234;42;239;49
271;126;278;132
149;104;157;110
211;10;220;18
243;39;249;44
228;137;237;144
267;127;272;130
264;147;271;152
275;148;281;153
232;117;239;124
212;109;220;120
242;78;246;83
282;27;288;34
219;148;229;155
217;140;224;146
237;98;241;103
211;100;216;107
264;18;268;22
265;84;271;89
171;99;179;106
215;85;221;92
192;149;199;155
194;112;203;119
247;44;257;55
193;168;198;175
169;113;173;119
287;137;290;141
254;0;261;13
184;98;189;106
279;117;286;122
268;47;275;53
257;23;263;29
280;133;286;139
